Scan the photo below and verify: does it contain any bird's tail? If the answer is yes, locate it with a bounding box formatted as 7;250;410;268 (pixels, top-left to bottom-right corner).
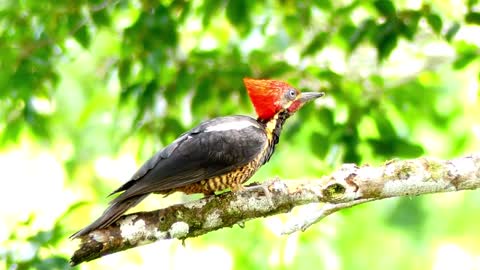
70;194;147;239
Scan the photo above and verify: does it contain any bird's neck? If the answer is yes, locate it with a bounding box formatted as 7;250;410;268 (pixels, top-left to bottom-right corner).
257;110;290;154
259;110;290;145
257;110;290;165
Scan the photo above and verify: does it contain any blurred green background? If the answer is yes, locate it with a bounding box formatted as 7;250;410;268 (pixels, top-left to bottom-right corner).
1;0;480;269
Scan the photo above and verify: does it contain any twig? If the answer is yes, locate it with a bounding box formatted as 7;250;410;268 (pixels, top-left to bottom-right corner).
281;198;375;235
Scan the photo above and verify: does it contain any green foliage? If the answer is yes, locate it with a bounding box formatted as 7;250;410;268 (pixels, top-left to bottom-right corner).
2;203;84;269
1;0;479;269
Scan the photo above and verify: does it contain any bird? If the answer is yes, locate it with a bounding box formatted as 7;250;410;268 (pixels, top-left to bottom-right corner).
71;78;324;238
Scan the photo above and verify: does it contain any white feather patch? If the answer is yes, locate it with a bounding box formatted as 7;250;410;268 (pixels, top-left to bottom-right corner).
205;120;256;132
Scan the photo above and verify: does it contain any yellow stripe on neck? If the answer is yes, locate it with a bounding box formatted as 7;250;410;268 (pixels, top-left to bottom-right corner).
265;112;280;142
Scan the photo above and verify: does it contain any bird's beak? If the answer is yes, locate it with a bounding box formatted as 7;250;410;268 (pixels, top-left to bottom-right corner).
299;92;325;103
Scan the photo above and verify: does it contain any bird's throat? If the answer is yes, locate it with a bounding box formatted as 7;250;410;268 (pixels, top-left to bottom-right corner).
258;110;290;164
261;110;289;143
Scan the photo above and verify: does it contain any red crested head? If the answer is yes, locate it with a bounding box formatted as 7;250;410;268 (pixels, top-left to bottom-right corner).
243;78;325;121
243;78;293;120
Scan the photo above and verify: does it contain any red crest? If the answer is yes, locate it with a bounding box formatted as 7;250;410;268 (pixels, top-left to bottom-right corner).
243;78;293;120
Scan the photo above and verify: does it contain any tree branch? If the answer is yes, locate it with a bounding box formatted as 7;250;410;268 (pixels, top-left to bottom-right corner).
70;154;480;266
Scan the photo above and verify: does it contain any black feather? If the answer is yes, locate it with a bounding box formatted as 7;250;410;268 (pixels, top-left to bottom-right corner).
70;195;147;238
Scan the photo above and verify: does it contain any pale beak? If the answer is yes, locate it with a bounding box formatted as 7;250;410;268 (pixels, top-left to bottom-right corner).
299;92;325;103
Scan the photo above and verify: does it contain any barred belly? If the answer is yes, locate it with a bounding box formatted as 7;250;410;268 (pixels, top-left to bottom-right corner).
174;158;261;195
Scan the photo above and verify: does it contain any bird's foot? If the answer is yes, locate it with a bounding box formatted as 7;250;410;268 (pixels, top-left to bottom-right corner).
237;182;274;208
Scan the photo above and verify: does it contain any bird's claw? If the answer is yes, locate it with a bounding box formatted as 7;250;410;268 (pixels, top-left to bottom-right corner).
239;182;275;208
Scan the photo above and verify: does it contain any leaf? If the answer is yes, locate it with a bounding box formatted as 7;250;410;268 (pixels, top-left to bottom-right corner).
1;118;22;145
173;65;194;97
226;0;250;34
336;0;360;16
426;13;442;34
468;0;479;8
398;11;421;40
202;0;223;27
296;1;312;25
310;132;329;158
283;15;304;39
342;132;361;163
24;99;50;139
27;230;53;244
453;44;478;69
465;12;480;25
453;53;477;69
373;112;396;139
374;0;396;17
74;24;91;49
120;83;141;104
176;1;191;23
118;59;131;86
66;13;92;48
139;79;158;109
191;79;213;116
161;117;184;142
34;257;70;270
453;42;479;69
313;0;333;10
394;139;424;157
368;138;424;158
317;69;342;88
91;9;110;26
349;19;375;52
263;61;293;77
153;5;178;47
387;198;426;235
302;32;329;56
339;23;356;44
374;20;398;61
445;22;460;42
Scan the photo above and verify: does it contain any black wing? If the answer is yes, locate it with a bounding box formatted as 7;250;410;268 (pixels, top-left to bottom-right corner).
111;115;267;204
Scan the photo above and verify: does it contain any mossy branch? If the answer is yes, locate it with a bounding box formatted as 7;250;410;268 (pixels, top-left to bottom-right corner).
70;154;480;266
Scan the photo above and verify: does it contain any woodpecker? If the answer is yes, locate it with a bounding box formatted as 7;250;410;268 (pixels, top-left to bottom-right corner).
71;78;324;238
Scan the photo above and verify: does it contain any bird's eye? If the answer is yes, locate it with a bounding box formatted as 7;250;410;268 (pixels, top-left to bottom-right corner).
286;89;296;100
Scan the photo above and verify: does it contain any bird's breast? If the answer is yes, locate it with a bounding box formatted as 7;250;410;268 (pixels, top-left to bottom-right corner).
174;154;264;195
